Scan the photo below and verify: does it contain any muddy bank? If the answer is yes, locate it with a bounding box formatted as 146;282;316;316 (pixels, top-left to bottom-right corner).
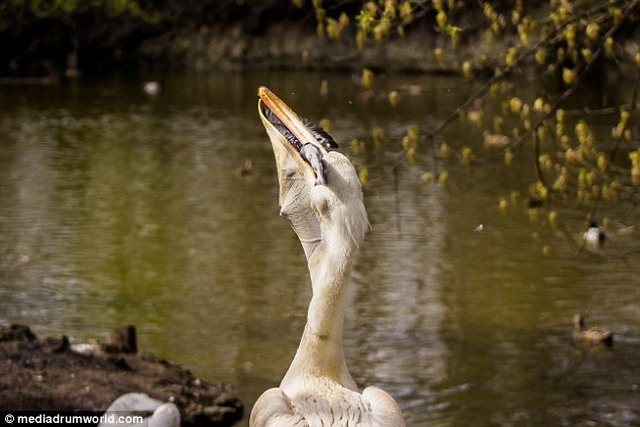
142;21;452;72
139;7;511;73
147;22;468;73
0;323;243;426
3;1;640;77
0;1;504;77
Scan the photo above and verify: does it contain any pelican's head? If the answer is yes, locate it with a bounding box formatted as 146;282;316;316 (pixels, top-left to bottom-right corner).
257;86;369;254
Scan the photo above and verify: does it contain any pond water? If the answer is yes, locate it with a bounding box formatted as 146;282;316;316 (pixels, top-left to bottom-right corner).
1;70;639;426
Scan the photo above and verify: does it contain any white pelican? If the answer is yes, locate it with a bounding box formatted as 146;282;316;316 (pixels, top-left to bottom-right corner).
251;86;405;427
99;393;180;427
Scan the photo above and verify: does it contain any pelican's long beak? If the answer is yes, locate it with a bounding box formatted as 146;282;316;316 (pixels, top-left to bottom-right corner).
258;86;330;185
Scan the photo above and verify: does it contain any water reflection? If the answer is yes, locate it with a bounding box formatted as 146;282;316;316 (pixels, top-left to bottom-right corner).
0;71;639;426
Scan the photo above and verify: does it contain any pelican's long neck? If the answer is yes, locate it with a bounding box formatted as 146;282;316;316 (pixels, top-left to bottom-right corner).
306;229;355;344
281;224;359;391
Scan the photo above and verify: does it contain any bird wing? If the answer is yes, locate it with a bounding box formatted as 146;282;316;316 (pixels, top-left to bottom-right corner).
362;386;406;427
250;388;308;427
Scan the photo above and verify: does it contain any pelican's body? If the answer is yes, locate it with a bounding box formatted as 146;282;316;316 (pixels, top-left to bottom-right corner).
251;87;405;426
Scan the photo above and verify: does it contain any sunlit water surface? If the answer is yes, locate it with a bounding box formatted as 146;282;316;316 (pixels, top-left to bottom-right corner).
1;71;639;426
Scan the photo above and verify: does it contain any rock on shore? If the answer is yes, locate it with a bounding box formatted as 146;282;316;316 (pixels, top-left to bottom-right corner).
0;323;243;426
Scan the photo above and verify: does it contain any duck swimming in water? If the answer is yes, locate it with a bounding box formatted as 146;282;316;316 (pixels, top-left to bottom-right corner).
572;314;613;346
583;218;606;247
143;81;161;95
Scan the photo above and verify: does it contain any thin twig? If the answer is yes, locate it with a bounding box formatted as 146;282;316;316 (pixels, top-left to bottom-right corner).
474;0;640;166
